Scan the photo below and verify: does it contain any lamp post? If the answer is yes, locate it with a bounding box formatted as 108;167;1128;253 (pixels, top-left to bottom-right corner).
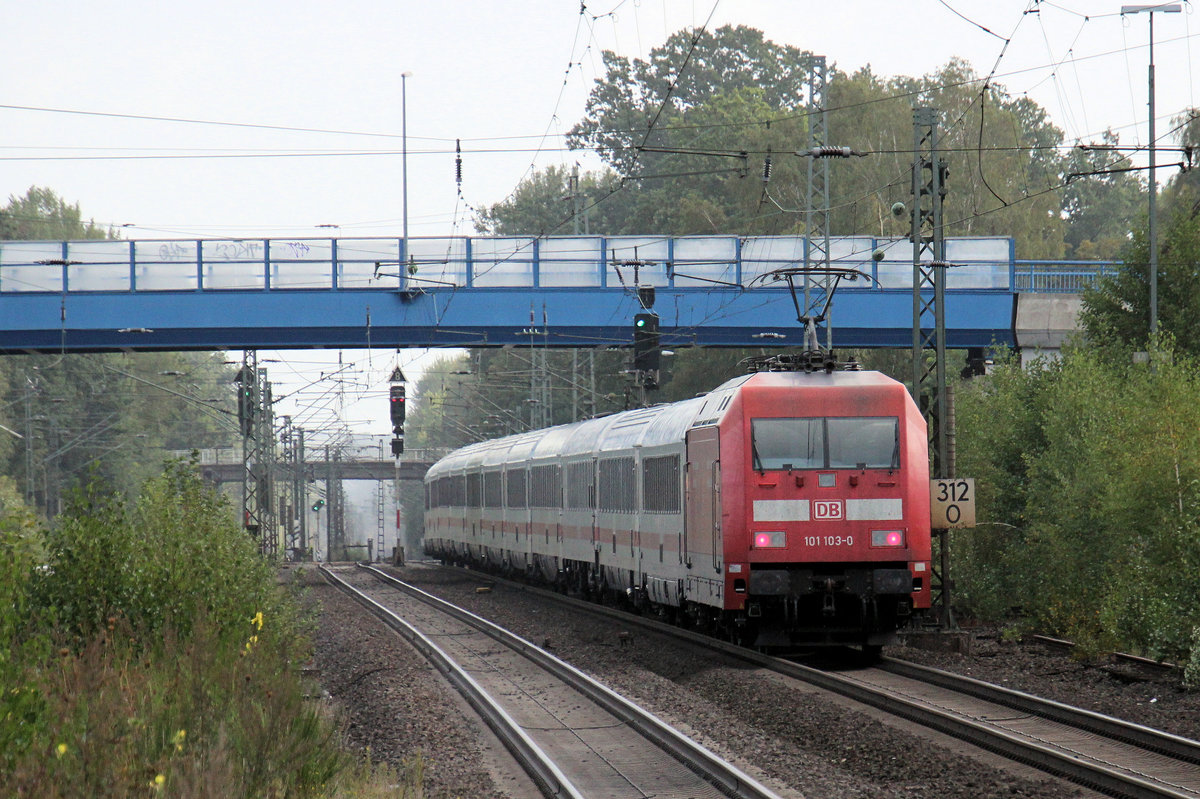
401;71;413;271
1121;3;1180;340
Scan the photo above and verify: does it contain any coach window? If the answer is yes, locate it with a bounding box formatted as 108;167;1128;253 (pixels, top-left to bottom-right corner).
566;461;594;510
598;457;636;512
467;472;483;508
483;470;502;508
506;468;527;509
642;455;681;513
529;464;562;508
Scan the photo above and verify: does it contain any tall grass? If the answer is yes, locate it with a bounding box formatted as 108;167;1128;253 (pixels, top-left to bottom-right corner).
0;461;415;797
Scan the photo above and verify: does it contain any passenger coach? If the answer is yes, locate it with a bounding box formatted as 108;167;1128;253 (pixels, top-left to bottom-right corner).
424;368;932;650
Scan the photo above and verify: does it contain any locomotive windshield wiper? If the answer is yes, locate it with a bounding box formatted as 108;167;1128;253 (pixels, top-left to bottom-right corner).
752;437;764;474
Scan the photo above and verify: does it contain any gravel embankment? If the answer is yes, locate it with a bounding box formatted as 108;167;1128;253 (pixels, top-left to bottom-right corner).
305;562;1196;798
296;567;530;799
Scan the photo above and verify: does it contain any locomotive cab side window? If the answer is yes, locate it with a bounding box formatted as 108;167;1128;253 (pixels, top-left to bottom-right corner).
752;417;899;471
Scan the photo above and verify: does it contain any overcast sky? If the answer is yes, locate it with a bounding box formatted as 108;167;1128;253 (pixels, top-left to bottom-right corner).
3;1;1196;434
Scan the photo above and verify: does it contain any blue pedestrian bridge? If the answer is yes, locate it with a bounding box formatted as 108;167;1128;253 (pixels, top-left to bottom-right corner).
0;235;1113;354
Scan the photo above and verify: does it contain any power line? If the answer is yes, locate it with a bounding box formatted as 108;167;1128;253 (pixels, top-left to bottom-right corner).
0;30;1194;171
0;102;449;141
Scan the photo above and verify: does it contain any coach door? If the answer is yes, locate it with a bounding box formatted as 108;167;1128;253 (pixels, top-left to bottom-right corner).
590;456;599;550
685;427;721;573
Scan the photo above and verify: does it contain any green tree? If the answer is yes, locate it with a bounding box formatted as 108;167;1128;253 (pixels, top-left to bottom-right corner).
0;187;239;515
490;25;815;237
568;25;814;175
822;60;1067;256
8;352;239;514
954;343;1200;660
1078;111;1200;356
476;165;632;236
0;188;112;471
0;186;110;241
1060;131;1145;259
491;29;1075;257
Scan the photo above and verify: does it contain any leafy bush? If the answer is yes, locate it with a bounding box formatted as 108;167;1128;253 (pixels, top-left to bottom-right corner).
35;460;282;646
0;463;358;797
6;616;345;797
955;343;1200;664
0;477;51;776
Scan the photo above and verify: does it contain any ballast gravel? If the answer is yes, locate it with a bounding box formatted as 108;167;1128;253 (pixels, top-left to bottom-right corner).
305;563;1197;798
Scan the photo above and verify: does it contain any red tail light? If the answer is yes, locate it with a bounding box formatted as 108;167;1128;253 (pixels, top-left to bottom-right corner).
871;530;905;547
754;531;786;548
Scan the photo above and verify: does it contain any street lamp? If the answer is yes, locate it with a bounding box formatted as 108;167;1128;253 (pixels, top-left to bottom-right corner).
1121;3;1181;340
401;71;413;272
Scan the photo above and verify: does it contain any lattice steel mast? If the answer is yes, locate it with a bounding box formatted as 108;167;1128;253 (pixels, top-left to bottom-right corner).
803;55;832;349
910;107;954;626
238;351;278;556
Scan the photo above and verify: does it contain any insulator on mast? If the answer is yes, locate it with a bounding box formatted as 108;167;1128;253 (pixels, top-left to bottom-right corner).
455;139;463;192
802;145;861;159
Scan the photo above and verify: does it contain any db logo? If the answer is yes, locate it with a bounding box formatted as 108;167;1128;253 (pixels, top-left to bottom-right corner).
813;500;844;520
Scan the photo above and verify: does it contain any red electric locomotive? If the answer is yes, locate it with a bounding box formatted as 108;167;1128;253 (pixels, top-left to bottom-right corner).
423;365;931;652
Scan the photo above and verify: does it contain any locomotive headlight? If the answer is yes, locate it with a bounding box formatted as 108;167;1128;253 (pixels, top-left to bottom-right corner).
871;530;905;547
754;531;786;548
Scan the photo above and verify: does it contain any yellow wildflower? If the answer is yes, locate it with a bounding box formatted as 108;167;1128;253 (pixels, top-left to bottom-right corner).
55;743;67;758
173;729;186;751
250;611;264;631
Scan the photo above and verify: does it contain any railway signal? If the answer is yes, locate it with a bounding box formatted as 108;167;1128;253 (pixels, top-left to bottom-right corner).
235;366;256;437
390;384;406;428
311;498;325;512
390;373;406;457
633;311;662;386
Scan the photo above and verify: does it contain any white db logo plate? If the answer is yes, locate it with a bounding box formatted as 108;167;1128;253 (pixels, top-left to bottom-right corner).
813;500;844;520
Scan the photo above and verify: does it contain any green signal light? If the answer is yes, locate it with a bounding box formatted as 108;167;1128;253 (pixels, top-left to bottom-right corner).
635;318;646;327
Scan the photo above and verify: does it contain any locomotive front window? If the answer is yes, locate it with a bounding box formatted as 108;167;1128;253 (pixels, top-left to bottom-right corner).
827;417;899;469
752;417;899;471
752;418;824;470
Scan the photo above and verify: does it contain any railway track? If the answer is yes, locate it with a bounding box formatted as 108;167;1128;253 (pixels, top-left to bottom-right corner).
1030;634;1177;677
412;563;1200;799
844;659;1200;799
318;564;784;799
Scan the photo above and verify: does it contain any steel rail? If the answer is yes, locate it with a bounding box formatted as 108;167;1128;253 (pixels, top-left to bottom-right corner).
880;658;1200;764
318;565;585;799
420;565;1199;799
357;564;783;799
1031;634;1177;674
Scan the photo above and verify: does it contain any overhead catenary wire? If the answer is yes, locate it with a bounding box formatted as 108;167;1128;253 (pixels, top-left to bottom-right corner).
0;27;1195;162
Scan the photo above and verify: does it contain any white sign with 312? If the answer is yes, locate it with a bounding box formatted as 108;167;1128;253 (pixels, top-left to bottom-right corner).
930;478;976;529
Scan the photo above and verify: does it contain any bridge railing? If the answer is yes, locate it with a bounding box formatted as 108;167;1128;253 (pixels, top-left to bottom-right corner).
0;235;1020;294
0;236;1122;296
1014;260;1120;293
